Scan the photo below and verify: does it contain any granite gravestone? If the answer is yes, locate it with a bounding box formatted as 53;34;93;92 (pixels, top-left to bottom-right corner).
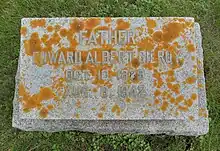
13;17;208;135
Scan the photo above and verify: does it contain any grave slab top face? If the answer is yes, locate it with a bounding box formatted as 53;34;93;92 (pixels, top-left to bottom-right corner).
18;17;199;120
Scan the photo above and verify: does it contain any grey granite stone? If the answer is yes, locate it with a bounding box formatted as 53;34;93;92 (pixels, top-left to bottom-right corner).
18;17;199;120
12;22;208;136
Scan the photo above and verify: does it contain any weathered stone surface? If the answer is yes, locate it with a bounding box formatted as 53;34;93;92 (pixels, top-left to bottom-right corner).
17;17;199;120
13;18;208;135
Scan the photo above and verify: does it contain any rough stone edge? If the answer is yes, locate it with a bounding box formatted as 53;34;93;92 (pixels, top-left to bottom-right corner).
12;22;209;136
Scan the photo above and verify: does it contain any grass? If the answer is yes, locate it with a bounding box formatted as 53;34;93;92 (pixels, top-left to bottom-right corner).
0;0;220;150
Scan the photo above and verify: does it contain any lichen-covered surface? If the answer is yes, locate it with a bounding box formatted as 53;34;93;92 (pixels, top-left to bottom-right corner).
18;17;200;120
2;1;220;150
12;22;208;135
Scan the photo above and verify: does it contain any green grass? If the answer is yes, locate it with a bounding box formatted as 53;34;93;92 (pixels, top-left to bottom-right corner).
0;0;220;150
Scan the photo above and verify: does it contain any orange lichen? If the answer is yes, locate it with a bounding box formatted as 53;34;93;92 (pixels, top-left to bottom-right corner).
30;19;46;28
125;97;132;103
70;19;84;33
177;18;185;22
187;43;196;52
20;18;198;119
167;83;172;89
60;28;68;37
199;108;208;118
178;58;184;66
116;19;130;30
39;107;49;118
24;94;41;109
109;70;117;77
51;77;66;92
19;82;56;116
97;113;103;118
92;76;113;87
147;103;152;106
147;18;156;28
178;105;188;112
143;63;153;70
167;70;174;76
153;72;161;79
38;87;55;101
188;115;194;121
152;31;163;42
162;91;168;97
170;97;175;104
20;26;27;36
191;93;197;100
76;100;81;108
176;95;184;104
137;37;154;50
95;26;109;31
169;83;180;94
146;18;156;33
184;99;193;107
154;89;161;97
51;32;61;45
54;24;61;31
33;52;42;67
41;34;49;43
23;108;31;113
85;18;100;30
47;104;54;110
160;101;169;111
19;83;27;97
167;93;172;99
173;41;180;48
154;99;160;105
131;58;140;68
47;26;53;32
111;104;121;116
162;21;185;42
186;21;194;28
24;32;42;56
166;76;176;83
68;37;78;50
185;76;196;84
156;79;163;88
104;17;111;23
92;87;98;92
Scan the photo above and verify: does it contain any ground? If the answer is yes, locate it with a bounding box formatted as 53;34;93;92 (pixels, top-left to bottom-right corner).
0;0;220;150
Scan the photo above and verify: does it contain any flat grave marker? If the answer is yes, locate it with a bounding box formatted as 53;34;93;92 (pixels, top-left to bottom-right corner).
13;17;208;135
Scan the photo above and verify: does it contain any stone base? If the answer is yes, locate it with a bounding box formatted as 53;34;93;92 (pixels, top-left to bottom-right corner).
12;23;208;136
